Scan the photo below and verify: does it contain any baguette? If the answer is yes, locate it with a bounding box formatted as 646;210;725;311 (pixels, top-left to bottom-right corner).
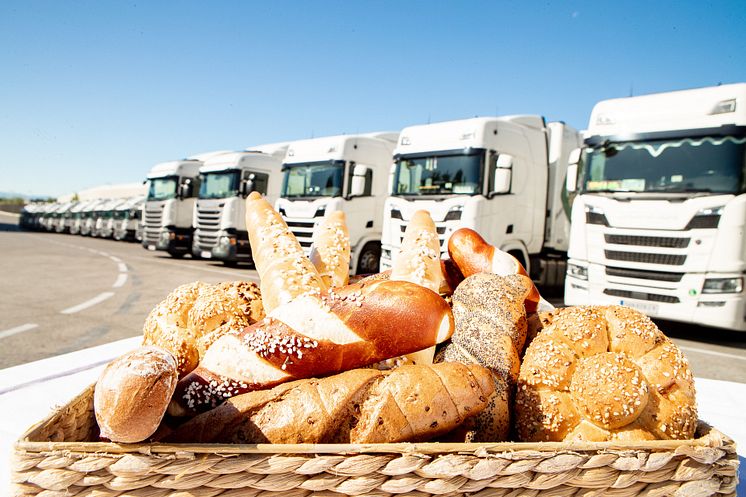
309;210;350;288
167;362;494;444
390;210;445;365
169;278;455;416
245;191;325;312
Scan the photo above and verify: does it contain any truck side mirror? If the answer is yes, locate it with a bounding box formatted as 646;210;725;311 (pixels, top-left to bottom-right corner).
241;173;256;197
178;179;193;199
348;164;369;198
566;148;581;193
490;154;513;195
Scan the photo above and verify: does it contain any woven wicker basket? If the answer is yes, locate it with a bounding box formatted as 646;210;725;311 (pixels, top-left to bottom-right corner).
12;383;739;497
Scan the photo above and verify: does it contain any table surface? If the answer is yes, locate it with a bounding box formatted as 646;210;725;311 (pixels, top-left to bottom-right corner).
1;336;744;494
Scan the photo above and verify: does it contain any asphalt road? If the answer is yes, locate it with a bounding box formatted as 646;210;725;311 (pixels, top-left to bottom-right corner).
1;211;745;383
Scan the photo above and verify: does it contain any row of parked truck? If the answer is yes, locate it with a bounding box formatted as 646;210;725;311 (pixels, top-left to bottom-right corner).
19;83;746;332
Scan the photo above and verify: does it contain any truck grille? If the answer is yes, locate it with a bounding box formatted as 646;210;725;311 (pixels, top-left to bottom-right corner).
195;206;221;250
605;250;686;266
605;234;690;248
605;266;684;282
283;218;315;251
142;205;163;244
604;288;680;304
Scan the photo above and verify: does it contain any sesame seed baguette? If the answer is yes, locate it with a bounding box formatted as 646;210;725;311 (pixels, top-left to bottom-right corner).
165;362;494;444
168;279;455;417
389;210;445;366
245;191;326;313
309;210;351;289
447;228;547;313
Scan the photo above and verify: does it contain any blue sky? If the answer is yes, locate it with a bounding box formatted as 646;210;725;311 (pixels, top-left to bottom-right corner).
1;1;745;197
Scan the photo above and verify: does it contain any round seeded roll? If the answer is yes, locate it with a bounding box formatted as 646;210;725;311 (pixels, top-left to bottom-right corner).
143;281;265;377
94;346;178;443
515;305;697;442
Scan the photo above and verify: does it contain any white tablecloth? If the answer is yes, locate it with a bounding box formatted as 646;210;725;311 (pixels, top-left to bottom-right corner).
1;337;743;494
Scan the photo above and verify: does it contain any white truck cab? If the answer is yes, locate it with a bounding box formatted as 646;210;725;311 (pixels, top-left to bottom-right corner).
142;151;229;257
381;117;580;287
275;132;398;274
565;83;746;331
193;144;287;265
113;196;145;241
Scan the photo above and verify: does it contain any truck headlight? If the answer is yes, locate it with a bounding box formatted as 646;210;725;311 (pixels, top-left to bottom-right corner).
567;263;588;280
584;205;609;226
444;207;462;221
685;206;723;230
160;230;171;243
702;277;743;294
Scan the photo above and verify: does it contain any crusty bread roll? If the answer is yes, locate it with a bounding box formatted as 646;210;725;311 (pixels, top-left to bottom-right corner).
515;305;697;442
390;210;446;366
447;228;545;313
169;279;454;416
245;191;325;312
166;362;494;444
94;346;178;443
435;273;532;441
309;210;350;289
142;281;264;377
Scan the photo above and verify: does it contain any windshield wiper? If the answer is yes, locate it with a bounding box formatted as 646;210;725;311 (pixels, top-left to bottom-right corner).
647;187;713;193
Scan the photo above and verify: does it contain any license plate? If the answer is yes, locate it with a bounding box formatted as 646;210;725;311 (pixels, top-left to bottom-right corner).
201;251;212;259
147;245;156;251
619;299;659;316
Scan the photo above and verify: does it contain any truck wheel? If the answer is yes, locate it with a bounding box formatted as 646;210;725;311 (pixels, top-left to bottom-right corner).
356;242;381;275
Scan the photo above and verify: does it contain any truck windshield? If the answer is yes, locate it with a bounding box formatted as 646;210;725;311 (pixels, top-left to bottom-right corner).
393;151;483;196
199;170;240;199
281;161;345;198
147;177;178;201
582;135;746;194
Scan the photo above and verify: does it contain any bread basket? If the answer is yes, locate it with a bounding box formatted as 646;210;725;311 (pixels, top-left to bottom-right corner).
12;383;739;497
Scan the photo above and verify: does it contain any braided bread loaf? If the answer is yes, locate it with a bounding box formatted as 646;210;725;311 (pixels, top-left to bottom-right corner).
516;305;697;442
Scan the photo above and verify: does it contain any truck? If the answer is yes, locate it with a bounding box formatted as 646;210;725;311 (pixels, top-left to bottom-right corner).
113;196;145;241
564;83;746;332
141;151;230;257
381;116;581;288
275;133;399;274
192;143;288;265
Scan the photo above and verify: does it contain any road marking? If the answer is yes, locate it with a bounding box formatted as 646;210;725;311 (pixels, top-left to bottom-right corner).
117;262;128;272
109;256;122;263
678;345;746;362
112;273;128;288
61;292;115;314
0;323;39;339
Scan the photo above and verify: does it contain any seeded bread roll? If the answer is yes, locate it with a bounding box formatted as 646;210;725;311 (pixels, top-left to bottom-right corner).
94;346;178;443
516;305;697;442
142;281;264;377
435;272;532;441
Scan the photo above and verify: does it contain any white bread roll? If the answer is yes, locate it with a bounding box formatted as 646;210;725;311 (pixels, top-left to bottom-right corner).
309;210;350;289
94;346;178;443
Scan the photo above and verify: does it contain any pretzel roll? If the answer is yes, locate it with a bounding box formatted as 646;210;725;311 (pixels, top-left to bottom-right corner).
245;191;325;312
309;210;351;289
447;228;543;313
516;305;697;442
169;279;454;415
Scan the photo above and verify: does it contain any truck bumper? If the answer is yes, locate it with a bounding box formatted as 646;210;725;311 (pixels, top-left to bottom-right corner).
564;262;746;332
197;230;252;263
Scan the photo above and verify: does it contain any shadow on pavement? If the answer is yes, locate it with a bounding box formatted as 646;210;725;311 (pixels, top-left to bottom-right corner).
0;221;19;232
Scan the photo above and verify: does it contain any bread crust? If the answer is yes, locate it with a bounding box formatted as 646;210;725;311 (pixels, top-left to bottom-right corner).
309;210;351;288
94;346;178;443
516;305;697;442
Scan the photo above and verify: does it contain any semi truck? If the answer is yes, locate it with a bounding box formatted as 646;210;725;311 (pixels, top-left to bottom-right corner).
381;116;581;287
564;83;746;332
192;143;288;265
113;196;145;241
275;133;399;274
141;151;230;257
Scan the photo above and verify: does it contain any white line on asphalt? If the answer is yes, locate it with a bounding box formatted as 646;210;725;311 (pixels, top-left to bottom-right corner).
117;262;128;272
678;345;746;361
112;273;128;288
98;251;109;257
60;292;115;314
109;256;122;263
0;323;39;340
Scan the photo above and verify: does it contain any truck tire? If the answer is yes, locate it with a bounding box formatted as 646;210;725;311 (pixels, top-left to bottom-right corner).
356;242;381;275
